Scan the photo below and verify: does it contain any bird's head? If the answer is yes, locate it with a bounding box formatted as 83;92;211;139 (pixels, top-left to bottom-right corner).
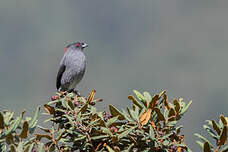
64;42;88;54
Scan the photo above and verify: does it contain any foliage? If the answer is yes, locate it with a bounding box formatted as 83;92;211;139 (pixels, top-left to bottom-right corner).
0;89;225;151
195;115;228;152
39;90;192;151
0;107;40;151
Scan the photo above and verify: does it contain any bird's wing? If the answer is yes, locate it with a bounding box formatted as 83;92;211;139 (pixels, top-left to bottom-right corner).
56;64;66;90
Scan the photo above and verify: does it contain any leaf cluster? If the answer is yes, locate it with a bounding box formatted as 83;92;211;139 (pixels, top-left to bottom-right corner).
0;107;40;151
38;90;192;152
195;115;228;152
1;89;224;152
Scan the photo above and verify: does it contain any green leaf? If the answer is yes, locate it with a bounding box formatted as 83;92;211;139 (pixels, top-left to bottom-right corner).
143;92;152;102
106;116;119;127
109;105;125;120
55;108;66;113
17;141;23;152
219;118;224;128
106;145;115;152
97;112;104;120
163;108;169;119
60;98;68;108
74;135;86;141
88;118;100;127
0;144;5;152
56;129;65;141
161;133;173;139
65;100;74;110
5;111;24;136
25;117;32;122
29;106;40;129
37;142;45;152
205;120;213;127
63;114;75;127
133;90;145;101
221;145;228;152
187;148;193;152
167;121;177;127
59;138;70;143
43;118;52;123
91;135;108;140
29;121;38;135
127;108;138;122
179;102;185;110
180;100;192;115
121;109;133;122
194;133;213;148
23;137;36;146
128;95;144;109
124;143;134;152
163;140;169;146
47;99;60;105
90;106;97;114
118;126;136;139
100;127;113;136
130;106;140;121
196;140;204;149
203;125;218;139
159;90;166;98
66;92;75;98
78;97;87;103
149;125;155;140
4;112;14;126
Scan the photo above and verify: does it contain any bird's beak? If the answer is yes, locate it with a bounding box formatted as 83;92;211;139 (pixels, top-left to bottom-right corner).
82;43;88;49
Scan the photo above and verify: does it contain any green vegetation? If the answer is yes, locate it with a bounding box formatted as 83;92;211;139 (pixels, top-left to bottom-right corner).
0;90;227;151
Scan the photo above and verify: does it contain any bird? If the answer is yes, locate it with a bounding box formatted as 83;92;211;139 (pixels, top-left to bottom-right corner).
56;42;88;93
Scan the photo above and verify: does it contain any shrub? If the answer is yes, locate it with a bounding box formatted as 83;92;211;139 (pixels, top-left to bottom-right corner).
0;89;226;151
195;115;228;152
0;107;40;151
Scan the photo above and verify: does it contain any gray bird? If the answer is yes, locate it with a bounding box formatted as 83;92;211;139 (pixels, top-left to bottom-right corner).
56;42;88;93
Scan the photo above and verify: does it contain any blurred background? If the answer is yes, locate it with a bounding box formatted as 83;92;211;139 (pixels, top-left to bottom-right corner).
0;0;228;151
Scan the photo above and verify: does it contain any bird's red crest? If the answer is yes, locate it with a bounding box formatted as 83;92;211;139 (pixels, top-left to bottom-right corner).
76;42;81;47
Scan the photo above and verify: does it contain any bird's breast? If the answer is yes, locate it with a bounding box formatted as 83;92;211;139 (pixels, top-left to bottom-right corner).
65;51;86;74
